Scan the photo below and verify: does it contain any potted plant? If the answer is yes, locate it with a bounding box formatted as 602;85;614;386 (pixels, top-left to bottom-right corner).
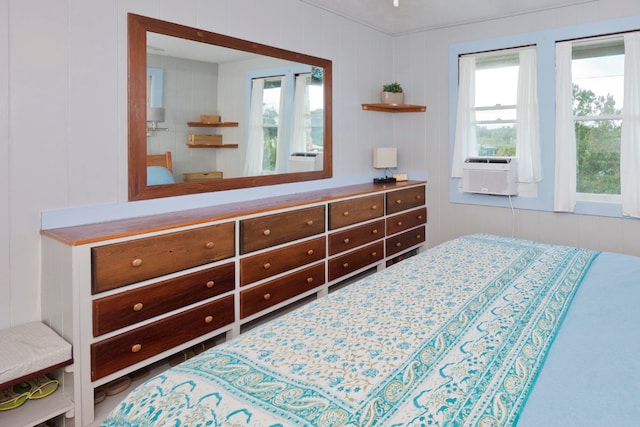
381;82;404;104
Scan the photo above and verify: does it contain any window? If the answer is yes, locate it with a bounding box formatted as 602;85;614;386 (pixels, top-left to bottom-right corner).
261;77;283;172
572;38;624;200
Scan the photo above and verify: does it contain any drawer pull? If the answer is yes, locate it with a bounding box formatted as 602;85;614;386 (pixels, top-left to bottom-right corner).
307;249;314;255
131;344;142;353
132;302;144;312
417;234;422;239
131;258;143;267
263;229;271;236
396;242;402;247
263;293;271;301
371;205;378;210
263;262;271;270
371;251;377;257
395;199;402;204
205;241;215;249
342;262;349;269
397;221;403;226
206;280;215;288
418;215;423;220
306;220;314;226
416;194;422;200
372;229;378;234
204;315;214;324
307;277;314;284
343;238;350;244
343;211;349;216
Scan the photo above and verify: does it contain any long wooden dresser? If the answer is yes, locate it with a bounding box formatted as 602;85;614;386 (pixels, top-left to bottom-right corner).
40;181;427;426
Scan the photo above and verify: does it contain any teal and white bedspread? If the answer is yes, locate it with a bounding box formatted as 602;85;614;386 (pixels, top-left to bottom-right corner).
102;234;604;426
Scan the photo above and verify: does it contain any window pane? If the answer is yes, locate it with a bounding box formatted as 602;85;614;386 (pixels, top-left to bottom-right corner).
475;65;518;107
572;53;624;116
575;119;621;194
477;124;516;156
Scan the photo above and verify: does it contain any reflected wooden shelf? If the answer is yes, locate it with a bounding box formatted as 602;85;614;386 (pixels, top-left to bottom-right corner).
361;103;427;113
187;144;239;148
187;122;239;127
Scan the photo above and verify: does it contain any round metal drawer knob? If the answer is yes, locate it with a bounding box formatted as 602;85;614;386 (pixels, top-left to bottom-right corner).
263;229;271;236
132;302;144;312
307;277;314;283
396;199;402;204
307;249;314;255
397;221;403;226
263;293;271;301
343;211;349;216
131;344;142;353
371;252;377;257
416;195;422;199
342;262;349;269
131;258;143;267
204;315;214;324
206;280;215;288
306;220;314;226
205;241;214;249
417;234;422;239
343;238;350;244
396;242;402;247
371;205;377;210
372;229;378;234
418;215;423;220
263;262;271;270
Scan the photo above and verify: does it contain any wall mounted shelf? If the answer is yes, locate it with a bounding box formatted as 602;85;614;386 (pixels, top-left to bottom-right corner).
187;144;239;148
362;103;426;113
187;122;239;127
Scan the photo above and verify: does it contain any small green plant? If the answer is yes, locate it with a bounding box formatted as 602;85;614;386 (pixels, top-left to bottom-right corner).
382;82;403;93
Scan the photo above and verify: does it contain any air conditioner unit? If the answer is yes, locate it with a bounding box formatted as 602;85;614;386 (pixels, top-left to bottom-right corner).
462;157;517;196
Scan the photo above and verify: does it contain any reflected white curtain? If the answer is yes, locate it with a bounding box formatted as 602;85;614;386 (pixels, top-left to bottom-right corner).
452;56;477;177
274;78;287;173
516;48;541;182
621;32;640;218
244;78;265;176
554;41;577;212
291;74;309;155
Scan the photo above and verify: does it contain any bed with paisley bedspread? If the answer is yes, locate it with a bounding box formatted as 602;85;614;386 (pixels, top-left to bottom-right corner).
102;234;640;426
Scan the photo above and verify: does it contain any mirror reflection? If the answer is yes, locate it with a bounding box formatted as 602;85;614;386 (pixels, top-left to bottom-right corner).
128;14;332;200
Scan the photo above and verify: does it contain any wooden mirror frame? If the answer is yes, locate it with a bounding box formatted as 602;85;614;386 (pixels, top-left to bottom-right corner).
128;13;333;201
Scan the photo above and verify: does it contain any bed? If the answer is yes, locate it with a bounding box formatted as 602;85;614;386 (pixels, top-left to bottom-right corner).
147;151;175;185
102;234;640;426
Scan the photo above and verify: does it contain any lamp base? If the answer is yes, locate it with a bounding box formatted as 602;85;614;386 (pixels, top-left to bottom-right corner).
373;177;397;184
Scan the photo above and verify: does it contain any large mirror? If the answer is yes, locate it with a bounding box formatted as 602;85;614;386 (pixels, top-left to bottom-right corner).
128;14;332;200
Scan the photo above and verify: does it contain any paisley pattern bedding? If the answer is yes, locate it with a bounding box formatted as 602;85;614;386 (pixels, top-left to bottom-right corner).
102;234;599;426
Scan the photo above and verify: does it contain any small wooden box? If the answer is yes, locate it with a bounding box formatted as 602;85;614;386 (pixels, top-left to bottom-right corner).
199;114;221;123
188;134;222;146
183;171;223;182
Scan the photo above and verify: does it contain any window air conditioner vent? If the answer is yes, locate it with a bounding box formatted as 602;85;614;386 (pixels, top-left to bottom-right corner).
462;157;517;196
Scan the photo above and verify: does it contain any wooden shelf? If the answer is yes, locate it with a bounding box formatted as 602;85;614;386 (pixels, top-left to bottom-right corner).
362;103;426;113
187;144;238;148
187;122;238;127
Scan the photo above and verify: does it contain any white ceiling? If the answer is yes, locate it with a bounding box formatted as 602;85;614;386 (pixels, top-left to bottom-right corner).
299;0;597;35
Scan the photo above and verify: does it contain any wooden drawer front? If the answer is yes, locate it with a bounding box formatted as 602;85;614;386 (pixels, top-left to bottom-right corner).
386;186;426;215
329;194;384;230
328;219;384;256
240;263;325;318
240;237;326;286
90;295;234;380
240;206;325;254
93;262;235;337
386;207;427;236
328;241;384;282
92;222;235;294
386;225;426;257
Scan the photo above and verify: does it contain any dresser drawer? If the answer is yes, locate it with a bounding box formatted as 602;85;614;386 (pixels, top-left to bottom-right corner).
386;225;426;257
240;237;325;286
328;219;384;256
240;262;325;318
93;262;235;337
92;222;235;294
240;206;325;254
386;186;426;215
90;294;234;380
328;241;384;282
386;207;427;236
329;194;384;230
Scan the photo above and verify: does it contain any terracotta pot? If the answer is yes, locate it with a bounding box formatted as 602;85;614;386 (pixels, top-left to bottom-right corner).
381;91;404;104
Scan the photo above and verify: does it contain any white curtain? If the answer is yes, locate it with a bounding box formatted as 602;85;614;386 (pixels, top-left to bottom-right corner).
621;32;640;218
274;78;287;173
244;78;265;176
516;48;541;182
554;41;577;212
291;74;309;154
451;56;477;177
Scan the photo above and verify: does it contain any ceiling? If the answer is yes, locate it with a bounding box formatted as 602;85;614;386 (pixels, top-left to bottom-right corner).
299;0;597;35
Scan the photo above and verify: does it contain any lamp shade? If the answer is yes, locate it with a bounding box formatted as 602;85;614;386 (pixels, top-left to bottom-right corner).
147;107;165;123
373;147;397;169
